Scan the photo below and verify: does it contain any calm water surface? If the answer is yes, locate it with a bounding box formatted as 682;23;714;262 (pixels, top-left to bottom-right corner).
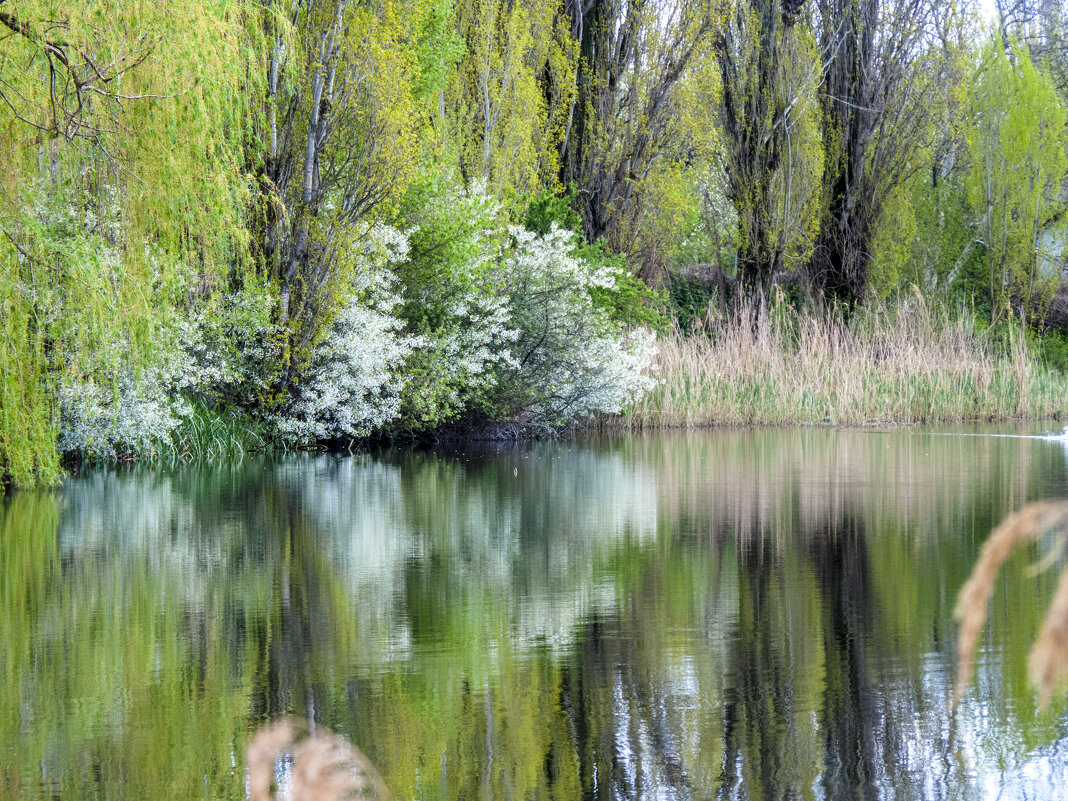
3;428;1068;800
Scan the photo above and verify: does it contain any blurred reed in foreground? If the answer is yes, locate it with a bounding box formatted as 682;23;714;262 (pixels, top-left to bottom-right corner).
614;294;1068;428
247;719;391;801
955;501;1068;707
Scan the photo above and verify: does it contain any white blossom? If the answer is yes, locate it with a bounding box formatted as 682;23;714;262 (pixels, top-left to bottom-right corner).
272;224;418;441
58;371;179;459
498;224;658;427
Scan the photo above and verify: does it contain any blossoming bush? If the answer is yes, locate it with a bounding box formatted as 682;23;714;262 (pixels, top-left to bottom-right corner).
272;224;419;442
392;184;517;429
57;371;179;459
488;225;658;428
171;276;281;411
56;183;660;459
390;183;658;433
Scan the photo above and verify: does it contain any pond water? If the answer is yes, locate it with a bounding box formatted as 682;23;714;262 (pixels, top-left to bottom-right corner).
3;427;1068;800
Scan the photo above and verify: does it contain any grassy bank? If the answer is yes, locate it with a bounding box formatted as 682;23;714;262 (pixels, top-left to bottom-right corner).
618;297;1068;428
166;400;273;461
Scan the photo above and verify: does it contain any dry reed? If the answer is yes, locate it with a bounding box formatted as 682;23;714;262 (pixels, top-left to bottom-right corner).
954;501;1068;707
1030;566;1068;707
617;295;1068;428
247;718;391;801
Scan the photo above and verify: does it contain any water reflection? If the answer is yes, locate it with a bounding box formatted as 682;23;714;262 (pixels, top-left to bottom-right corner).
2;430;1067;800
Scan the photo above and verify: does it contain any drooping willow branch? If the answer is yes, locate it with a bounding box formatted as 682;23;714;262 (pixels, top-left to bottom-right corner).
0;3;161;143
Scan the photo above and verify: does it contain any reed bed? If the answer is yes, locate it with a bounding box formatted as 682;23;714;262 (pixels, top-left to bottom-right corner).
620;296;1068;428
166;400;269;461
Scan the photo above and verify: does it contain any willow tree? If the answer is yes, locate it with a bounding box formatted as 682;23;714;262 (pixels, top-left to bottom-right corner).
0;1;264;485
994;0;1068;93
444;0;575;201
966;38;1067;323
805;0;957;308
258;0;431;396
717;0;824;294
558;0;719;275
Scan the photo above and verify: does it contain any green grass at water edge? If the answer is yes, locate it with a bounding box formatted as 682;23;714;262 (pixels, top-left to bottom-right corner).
167;400;274;461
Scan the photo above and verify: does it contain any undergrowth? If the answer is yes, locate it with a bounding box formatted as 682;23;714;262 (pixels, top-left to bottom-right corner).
167;400;273;461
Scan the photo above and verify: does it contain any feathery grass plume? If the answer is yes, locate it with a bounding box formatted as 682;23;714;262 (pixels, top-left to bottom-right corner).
247;720;300;801
954;501;1068;706
1030;566;1068;707
247;718;391;801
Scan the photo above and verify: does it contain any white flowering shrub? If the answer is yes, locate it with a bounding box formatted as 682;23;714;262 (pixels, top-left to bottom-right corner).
272;224;419;442
168;277;282;408
393;184;518;429
57;370;181;459
489;225;658;427
272;303;414;442
52;182;657;457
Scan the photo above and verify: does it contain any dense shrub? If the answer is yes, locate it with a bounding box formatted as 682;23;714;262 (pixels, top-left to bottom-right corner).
392;183;517;430
273;225;418;442
58;371;179;460
489;226;658;428
51;182;660;463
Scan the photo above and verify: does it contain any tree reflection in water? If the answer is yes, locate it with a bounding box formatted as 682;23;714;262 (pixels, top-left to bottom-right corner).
2;429;1067;800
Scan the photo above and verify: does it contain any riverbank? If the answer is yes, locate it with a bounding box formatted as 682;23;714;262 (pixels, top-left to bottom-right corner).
25;298;1068;489
614;298;1068;429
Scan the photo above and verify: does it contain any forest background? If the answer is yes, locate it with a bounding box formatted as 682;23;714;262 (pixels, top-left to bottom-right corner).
2;0;1068;487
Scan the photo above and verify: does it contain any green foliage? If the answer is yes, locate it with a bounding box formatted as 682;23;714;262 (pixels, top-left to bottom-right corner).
966;38;1068;322
390;182;660;431
410;0;466;104
4;0;1068;487
522;185;585;236
718;3;824;292
523;187;668;331
392;179;508;429
588;263;669;332
868;183;920;300
1036;330;1068;373
168;399;270;461
444;0;575;201
0;251;59;487
0;1;268;486
668;272;720;333
561;0;720;271
176;276;285;415
1;184;162;482
259;0;433;405
667;157;739;273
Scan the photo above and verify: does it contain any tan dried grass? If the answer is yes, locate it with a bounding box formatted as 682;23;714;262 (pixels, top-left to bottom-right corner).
247;718;391;801
954;501;1068;706
615;294;1068;428
1030;566;1068;707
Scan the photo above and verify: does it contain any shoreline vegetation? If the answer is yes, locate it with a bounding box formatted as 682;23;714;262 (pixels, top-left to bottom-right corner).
613;296;1068;430
3;2;1068;487
62;291;1068;479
